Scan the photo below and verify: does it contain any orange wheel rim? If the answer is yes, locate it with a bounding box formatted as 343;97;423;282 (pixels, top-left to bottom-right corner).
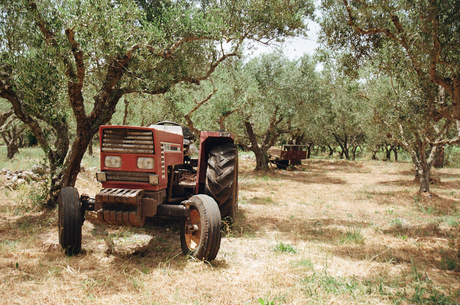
185;209;201;250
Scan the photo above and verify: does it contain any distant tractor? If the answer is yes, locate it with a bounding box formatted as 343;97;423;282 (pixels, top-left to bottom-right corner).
269;144;308;169
58;122;238;261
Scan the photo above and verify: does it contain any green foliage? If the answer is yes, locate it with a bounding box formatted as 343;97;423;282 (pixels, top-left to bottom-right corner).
0;240;19;252
319;0;460;76
339;225;364;244
408;284;458;305
25;178;49;209
291;258;314;270
0;0;315;204
444;146;460;168
272;241;297;253
440;256;458;271
299;263;458;304
249;196;276;205
0;146;45;171
301;270;359;297
319;0;460;191
257;292;288;305
258;298;276;305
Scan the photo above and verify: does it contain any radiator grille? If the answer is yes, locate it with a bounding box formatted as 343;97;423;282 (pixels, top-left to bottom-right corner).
102;129;154;154
106;171;150;183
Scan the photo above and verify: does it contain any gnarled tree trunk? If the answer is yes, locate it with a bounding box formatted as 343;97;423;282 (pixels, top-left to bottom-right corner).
391;145;399;162
333;133;350;160
351;145;359;161
244;120;271;171
410;140;441;194
327;145;335;157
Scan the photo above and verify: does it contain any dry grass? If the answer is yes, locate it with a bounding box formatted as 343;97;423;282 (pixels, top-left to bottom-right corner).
1;153;459;304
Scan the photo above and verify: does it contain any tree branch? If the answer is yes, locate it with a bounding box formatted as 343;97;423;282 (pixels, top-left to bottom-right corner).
88;44;140;123
428;120;460;146
144;36;212;60
0;108;13;127
342;0;424;78
28;1;56;46
65;27;85;85
0;71;52;155
184;78;218;137
427;10;454;97
0;113;16;134
218;108;239;130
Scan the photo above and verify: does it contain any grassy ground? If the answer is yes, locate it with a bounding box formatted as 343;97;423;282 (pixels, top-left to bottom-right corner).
0;147;459;304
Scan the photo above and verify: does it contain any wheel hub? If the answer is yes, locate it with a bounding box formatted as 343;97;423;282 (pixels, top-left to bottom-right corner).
184;209;201;250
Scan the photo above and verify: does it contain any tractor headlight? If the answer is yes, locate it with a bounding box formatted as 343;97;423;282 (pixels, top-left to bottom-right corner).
137;157;154;170
104;156;122;168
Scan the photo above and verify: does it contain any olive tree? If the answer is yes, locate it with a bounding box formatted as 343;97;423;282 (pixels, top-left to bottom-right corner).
0;0;314;206
319;0;460;193
363;69;452;193
235;53;304;170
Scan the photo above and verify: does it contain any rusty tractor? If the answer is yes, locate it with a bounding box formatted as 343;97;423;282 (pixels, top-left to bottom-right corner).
58;122;238;261
269;144;308;169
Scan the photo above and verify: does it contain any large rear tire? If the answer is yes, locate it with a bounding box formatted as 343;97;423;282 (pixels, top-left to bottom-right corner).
205;143;238;221
180;195;221;261
58;187;83;256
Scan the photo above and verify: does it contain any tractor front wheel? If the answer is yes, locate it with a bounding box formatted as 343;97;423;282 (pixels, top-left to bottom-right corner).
58;187;83;256
205;143;238;221
180;195;221;261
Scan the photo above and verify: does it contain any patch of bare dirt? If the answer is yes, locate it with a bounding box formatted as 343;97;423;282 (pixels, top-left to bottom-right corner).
1;158;459;304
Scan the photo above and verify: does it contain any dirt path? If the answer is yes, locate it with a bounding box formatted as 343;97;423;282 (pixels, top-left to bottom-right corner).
0;157;459;304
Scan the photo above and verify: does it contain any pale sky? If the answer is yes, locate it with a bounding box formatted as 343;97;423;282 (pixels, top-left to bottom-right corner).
248;21;320;60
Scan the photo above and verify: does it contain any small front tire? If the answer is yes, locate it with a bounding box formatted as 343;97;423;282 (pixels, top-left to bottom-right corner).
180;195;221;261
58;187;83;256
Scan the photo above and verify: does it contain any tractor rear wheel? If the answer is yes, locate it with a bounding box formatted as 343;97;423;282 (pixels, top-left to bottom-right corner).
180;195;221;261
205;143;238;221
58;187;83;256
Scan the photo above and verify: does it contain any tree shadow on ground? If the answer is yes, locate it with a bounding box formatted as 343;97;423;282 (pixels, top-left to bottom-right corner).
82;213;231;271
227;208;259;238
1;208;55;239
11;208;54;224
358;187;459;215
382;222;458;239
234;213;370;245
435;171;460;179
235;207;460;273
331;221;460;275
413;194;460;215
240;170;347;186
332;239;459;274
0;208;224;277
393;168;460;180
377;177;460;191
393;169;417;177
302;159;371;174
377;178;419;188
432;180;460;190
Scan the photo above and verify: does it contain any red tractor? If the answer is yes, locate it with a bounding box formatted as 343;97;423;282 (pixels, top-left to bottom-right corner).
58;122;238;261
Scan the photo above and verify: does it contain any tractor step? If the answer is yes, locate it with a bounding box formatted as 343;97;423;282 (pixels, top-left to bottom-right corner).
95;188;145;227
96;209;145;227
96;188;144;205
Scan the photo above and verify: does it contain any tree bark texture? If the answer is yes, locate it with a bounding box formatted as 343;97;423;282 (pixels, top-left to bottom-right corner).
433;147;444;168
244;120;271;171
351;146;358;161
333;133;350;160
410;140;441;194
327;145;334;157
